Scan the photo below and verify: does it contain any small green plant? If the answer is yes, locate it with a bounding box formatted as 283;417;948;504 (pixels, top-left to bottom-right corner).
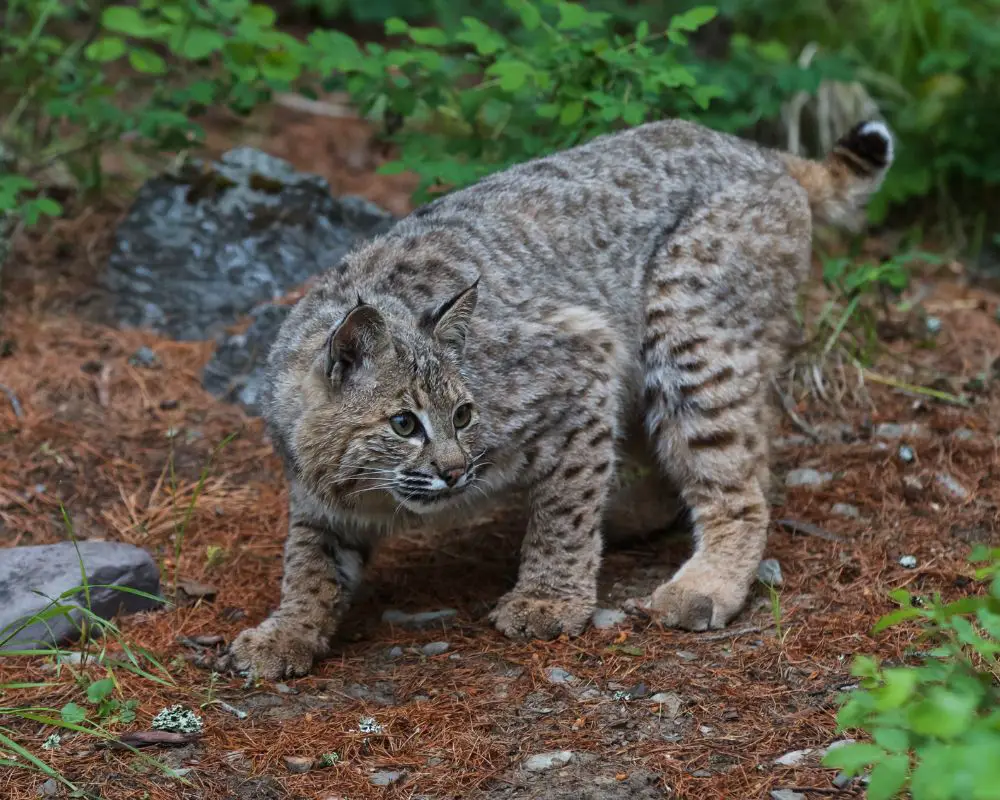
822;546;1000;799
313;0;843;201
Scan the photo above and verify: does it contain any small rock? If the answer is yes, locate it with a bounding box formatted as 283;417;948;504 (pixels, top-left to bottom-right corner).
899;555;918;569
381;608;457;630
936;472;970;500
369;770;404;787
925;316;942;334
831;502;861;519
274;683;295;695
785;469;833;488
898;445;915;463
649;692;683;717
421;641;449;657
833;772;853;789
675;650;698;661
691;769;712;778
522;751;575;772
698;725;714;735
578;688;602;701
757;559;783;587
283;755;313;774
771;791;806;800
545;667;576;685
36;779;60;797
627;682;650;700
387;646;404;659
953;428;976;441
875;422;929;440
774;748;813;767
902;474;925;501
722;709;739;721
591;607;627;629
175;578;218;603
128;346;160;368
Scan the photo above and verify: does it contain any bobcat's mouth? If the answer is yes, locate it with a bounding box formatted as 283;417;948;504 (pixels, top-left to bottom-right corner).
391;470;473;513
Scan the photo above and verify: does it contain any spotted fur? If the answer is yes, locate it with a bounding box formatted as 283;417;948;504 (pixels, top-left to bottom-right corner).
217;118;892;679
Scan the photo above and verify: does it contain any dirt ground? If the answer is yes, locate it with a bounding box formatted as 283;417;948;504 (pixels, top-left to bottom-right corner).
1;106;999;800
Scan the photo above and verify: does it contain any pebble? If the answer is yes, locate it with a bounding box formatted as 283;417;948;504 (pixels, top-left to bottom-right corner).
774;748;813;767
649;692;683;717
898;445;915;463
771;791;806;800
691;769;712;778
591;608;627;629
627;682;650;700
37;779;60;797
381;608;457;629
875;422;929;440
274;683;295;695
833;772;853;789
545;667;576;685
953;428;976;441
831;502;861;519
283;755;313;774
936;472;970;500
675;650;698;661
757;559;784;587
421;641;450;657
387;646;404;659
369;770;404;786
785;468;833;488
523;751;575;772
899;555;918;569
129;346;160;368
925;316;942;334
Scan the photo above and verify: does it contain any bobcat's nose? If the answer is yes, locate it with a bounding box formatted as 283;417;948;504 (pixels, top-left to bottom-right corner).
434;463;465;488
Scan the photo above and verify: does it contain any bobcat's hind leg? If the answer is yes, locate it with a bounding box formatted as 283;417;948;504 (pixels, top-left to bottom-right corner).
633;176;811;630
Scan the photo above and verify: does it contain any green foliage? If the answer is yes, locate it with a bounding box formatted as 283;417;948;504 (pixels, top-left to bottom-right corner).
0;0;305;224
823;547;1000;799
720;0;1000;225
315;0;843;200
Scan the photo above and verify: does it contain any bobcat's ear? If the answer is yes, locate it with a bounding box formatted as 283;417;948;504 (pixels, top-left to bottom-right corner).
426;279;479;355
325;302;388;379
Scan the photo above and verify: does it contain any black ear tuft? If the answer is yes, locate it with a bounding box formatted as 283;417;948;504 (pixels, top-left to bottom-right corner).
426;279;480;355
326;303;387;379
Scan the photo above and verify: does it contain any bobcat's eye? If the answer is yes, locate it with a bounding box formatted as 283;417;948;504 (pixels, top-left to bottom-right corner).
453;403;473;430
389;412;420;438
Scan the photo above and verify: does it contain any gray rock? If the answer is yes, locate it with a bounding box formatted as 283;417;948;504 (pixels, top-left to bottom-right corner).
421;641;450;657
832;772;853;789
101;147;395;342
771;791;806;800
785;468;833;488
36;778;60;798
757;559;784;587
591;608;627;629
381;608;457;630
522;751;575;772
201;303;290;415
387;646;404;659
128;346;159;368
898;445;916;463
675;650;698;661
369;770;404;787
831;502;861;519
0;542;162;650
545;667;576;685
936;472;970;500
649;692;683;717
953;428;977;441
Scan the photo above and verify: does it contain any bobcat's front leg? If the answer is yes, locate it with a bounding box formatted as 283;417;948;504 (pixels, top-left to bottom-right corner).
217;514;370;680
490;406;618;640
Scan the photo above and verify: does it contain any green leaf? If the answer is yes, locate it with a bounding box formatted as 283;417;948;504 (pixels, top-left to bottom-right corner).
506;0;541;30
408;27;447;46
876;669;919;710
34;198;63;218
175;28;225;59
536;103;561;119
559;100;584;126
384;17;409;35
874;727;910;753
867;753;910;800
456;17;506;56
670;5;717;33
246;4;276;27
907;688;978;740
635;20;649;40
821;742;886;775
691;84;725;110
556;3;610;31
873;606;922;633
86;678;115;704
102;6;156;37
129;48;167;74
61;703;87;724
486;60;535;92
85;36;126;62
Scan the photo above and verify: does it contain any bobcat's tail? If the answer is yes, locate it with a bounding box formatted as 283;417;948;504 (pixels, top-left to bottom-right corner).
783;120;894;230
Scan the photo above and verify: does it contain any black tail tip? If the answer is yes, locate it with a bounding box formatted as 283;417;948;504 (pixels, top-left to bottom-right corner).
838;120;894;169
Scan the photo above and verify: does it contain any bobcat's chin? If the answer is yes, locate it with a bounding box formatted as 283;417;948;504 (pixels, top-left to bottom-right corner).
393;487;470;514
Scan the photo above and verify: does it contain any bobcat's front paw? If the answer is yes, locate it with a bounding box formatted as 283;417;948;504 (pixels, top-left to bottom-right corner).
215;617;327;680
634;566;749;631
489;590;595;641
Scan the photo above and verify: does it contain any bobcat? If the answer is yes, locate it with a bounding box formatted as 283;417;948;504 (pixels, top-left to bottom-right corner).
217;117;893;679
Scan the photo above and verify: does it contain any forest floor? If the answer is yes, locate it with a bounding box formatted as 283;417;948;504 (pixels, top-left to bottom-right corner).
1;102;999;800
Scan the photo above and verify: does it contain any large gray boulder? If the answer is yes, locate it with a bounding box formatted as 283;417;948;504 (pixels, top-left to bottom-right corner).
101;147;395;342
0;542;163;650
